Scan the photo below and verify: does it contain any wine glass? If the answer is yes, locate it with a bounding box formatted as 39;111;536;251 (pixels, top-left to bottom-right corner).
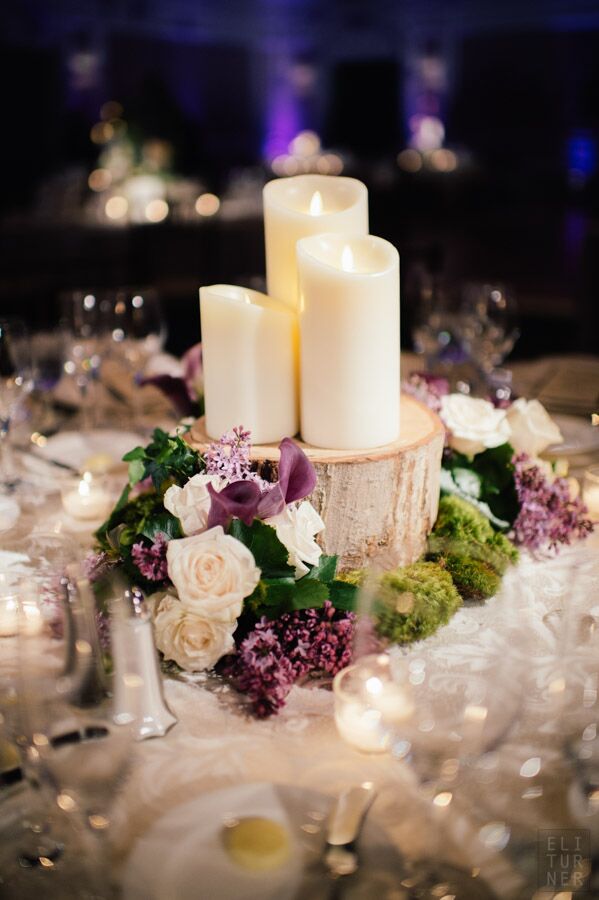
457;283;520;384
106;287;166;381
61;290;111;431
411;275;466;374
0;318;34;491
16;571;136;897
336;567;524;897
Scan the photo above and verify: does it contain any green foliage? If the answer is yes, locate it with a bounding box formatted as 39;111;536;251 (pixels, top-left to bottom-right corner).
123;428;203;492
428;495;518;601
441;442;519;530
440;555;500;602
373;561;462;644
229;519;295;579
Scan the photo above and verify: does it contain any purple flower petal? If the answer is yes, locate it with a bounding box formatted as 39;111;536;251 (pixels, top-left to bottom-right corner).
182;343;203;394
277;438;317;504
256;483;286;519
207;480;261;529
140;374;196;417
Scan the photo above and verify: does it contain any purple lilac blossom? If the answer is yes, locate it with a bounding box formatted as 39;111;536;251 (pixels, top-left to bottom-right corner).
205;426;254;481
131;533;169;582
402;372;450;413
83;551;114;583
512;453;593;551
227;602;355;717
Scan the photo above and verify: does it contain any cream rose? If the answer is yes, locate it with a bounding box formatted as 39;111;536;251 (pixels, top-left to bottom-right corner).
153;593;235;671
265;500;324;579
440;394;512;457
506;398;563;457
163;473;225;536
166;526;260;622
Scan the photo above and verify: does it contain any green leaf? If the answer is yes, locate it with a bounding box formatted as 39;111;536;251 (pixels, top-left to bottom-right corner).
440;469;510;530
304;554;338;583
122;446;147;462
250;577;330;618
328;579;359;612
228;519;295;579
128;458;146;487
140;512;183;543
452;468;481;499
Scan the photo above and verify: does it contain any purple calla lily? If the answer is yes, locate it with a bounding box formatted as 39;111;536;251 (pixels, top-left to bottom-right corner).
206;436;318;527
206;479;261;529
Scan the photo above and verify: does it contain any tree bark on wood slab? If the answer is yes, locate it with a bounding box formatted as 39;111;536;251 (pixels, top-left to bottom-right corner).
188;395;445;570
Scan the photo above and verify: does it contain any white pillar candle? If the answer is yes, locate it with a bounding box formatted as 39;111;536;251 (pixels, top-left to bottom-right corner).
199;285;298;443
263;175;368;311
297;233;400;450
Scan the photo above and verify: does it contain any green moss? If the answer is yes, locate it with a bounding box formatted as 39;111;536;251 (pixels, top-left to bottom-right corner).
429;495;519;583
336;569;365;587
373;561;462;644
441;555;501;602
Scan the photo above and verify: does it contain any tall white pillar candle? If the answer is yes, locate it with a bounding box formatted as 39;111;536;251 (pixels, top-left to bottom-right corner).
297;233;400;450
263;175;368;311
199;285;298;443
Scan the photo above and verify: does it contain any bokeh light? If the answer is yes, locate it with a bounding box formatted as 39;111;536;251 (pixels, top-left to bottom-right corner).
88;168;112;191
397;149;422;172
145;198;169;223
195;193;220;216
105;196;128;220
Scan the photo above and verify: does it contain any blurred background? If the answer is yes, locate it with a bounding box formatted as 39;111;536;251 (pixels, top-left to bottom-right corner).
1;0;599;358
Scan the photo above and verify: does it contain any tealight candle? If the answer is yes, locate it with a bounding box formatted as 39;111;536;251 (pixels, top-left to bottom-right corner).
333;654;414;754
199;284;298;443
0;593;43;637
583;465;599;520
61;472;111;521
0;595;18;637
263;175;368;311
297;233;400;449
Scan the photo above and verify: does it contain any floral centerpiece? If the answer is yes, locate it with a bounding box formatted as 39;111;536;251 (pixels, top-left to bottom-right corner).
92;426;357;717
405;373;594;551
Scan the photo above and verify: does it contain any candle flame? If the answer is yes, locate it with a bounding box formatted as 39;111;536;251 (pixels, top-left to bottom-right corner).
78;479;91;498
309;190;323;216
242;291;252;305
341;245;354;272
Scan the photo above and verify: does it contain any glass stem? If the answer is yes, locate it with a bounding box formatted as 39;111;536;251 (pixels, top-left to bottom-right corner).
0;416;15;487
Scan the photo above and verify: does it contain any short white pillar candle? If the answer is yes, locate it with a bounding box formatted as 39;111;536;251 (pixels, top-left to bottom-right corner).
199;285;299;443
263;175;368;311
297;232;400;450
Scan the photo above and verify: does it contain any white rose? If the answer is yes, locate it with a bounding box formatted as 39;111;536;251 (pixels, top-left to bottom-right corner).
163;473;225;536
166;525;260;622
440;394;512;458
506;398;563;457
153;593;235;671
265;501;324;579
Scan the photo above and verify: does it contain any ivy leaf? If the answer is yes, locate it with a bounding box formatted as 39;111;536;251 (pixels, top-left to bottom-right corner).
128;458;146;487
123;446;147;462
304;554;338;583
140;512;183;543
228;519;295;579
250;577;330;618
328;579;359;612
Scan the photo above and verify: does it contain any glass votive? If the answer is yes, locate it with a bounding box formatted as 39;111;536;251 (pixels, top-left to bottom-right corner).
583;465;599;520
61;471;112;521
333;654;415;754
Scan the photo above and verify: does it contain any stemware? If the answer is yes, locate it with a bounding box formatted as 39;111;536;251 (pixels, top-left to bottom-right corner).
410;274;466;375
0;318;34;491
105;287;166;381
61;289;111;430
16;571;136;897
336;566;524;897
457;283;520;386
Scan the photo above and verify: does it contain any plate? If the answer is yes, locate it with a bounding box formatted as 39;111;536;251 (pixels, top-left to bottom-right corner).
546;414;599;457
121;782;402;900
35;429;142;472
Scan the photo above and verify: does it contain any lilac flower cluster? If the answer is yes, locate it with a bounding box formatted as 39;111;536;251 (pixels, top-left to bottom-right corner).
227;601;356;718
83;551;113;584
512;453;593;551
131;533;169;582
204;426;254;481
402;372;450;413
